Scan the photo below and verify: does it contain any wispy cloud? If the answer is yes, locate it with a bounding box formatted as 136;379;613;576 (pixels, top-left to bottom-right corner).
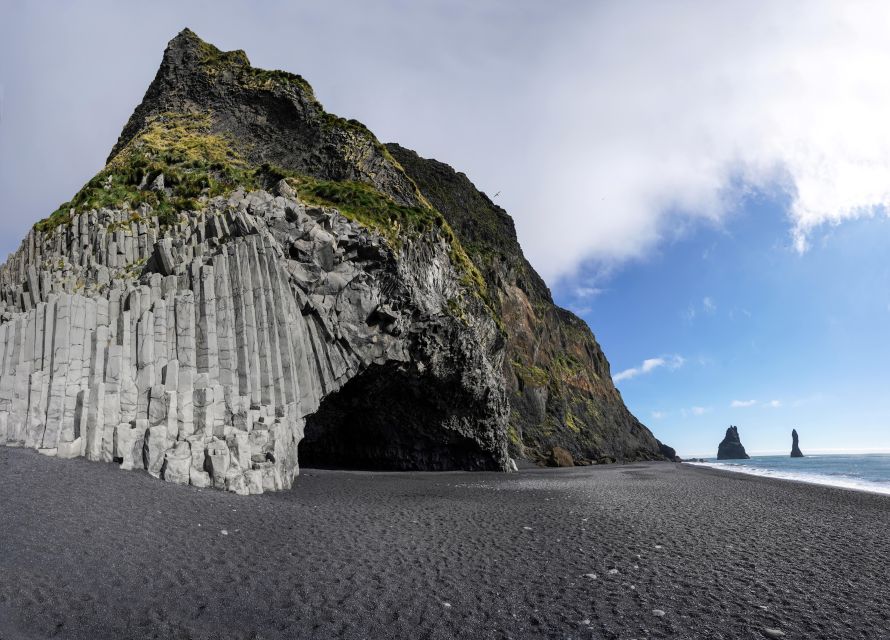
683;297;717;322
702;297;716;314
730;398;783;409
651;410;666;420
680;405;711;418
614;355;685;383
574;286;605;298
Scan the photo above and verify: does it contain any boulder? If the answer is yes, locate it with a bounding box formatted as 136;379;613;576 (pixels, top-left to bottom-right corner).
162;441;192;485
547;446;574;467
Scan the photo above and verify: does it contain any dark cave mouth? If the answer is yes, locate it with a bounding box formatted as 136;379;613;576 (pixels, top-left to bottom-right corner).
298;363;499;471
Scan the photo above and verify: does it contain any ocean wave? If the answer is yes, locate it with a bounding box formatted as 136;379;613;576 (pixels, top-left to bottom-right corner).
686;461;890;496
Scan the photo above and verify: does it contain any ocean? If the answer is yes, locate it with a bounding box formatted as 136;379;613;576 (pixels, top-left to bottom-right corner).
688;454;890;495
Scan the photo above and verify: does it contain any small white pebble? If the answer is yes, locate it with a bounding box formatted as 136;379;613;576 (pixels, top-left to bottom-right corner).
654;545;663;550
652;609;666;617
580;618;591;625
523;526;533;531
584;573;597;579
633;565;639;569
220;529;228;536
443;602;452;608
608;569;619;575
629;585;636;590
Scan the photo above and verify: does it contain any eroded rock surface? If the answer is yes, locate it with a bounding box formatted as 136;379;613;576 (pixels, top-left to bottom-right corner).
717;426;750;460
388;144;672;464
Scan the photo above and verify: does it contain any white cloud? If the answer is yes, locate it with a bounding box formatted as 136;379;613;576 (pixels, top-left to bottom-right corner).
574;286;605;298
702;297;716;314
729;398;782;408
690;406;709;416
520;1;890;282
651;411;665;420
613;354;684;383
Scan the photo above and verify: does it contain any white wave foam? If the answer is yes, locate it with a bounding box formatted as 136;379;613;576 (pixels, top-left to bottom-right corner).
686;461;890;496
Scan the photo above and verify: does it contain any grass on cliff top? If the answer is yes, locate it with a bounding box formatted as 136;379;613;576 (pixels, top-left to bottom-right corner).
36;112;255;232
35;111;488;303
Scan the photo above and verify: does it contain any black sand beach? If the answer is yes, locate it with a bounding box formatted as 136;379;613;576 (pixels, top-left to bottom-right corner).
1;448;888;640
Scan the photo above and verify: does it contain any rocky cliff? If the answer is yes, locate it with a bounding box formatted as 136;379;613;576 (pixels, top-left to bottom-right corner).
717;426;750;460
387;145;673;465
0;29;671;493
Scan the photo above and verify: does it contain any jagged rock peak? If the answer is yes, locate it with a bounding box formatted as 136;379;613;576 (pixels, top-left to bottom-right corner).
717;425;750;460
108;28;422;207
791;428;804;457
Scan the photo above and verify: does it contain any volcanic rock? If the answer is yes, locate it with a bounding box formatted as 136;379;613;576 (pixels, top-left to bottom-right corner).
388;145;670;464
791;428;804;457
717;426;750;460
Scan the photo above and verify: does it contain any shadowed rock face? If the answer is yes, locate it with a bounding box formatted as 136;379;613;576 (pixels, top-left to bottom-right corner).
717;426;750;460
791;429;804;457
387;144;673;465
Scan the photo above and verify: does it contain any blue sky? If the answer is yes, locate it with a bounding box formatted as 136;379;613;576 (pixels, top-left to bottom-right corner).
3;1;890;457
554;194;890;456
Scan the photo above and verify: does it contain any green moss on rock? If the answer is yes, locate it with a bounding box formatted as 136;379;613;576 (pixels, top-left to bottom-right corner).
37;112;255;232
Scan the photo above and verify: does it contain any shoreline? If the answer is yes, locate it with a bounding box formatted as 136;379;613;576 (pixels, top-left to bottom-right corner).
2;447;889;639
685;459;890;497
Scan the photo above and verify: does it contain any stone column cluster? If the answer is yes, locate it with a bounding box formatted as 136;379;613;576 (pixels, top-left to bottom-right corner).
0;185;511;488
0;192;375;494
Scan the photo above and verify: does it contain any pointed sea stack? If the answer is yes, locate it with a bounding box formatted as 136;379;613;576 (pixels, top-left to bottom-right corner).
0;29;675;493
791;429;804;457
717;426;750;460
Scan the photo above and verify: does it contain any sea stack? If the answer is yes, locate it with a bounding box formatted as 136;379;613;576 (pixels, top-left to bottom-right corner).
717;426;750;460
791;429;804;457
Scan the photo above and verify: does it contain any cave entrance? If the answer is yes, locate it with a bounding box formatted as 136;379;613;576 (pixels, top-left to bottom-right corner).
298;363;497;471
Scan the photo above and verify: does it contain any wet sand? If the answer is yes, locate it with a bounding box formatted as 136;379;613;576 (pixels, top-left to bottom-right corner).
1;447;888;639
